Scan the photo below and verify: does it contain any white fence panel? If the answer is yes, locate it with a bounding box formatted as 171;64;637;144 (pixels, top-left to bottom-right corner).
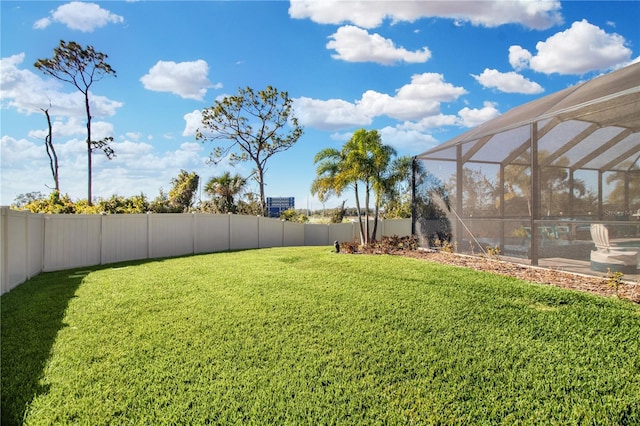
329;222;356;243
149;214;195;259
304;224;330;246
101;214;149;264
230;215;259;250
27;213;44;278
194;214;230;253
0;208;4;292
4;210;27;292
259;217;284;248
44;215;101;271
1;209;45;294
381;218;411;237
283;222;305;246
1;205;414;294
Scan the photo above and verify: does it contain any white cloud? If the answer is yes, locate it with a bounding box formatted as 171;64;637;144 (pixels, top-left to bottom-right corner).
396;73;467;102
34;2;124;32
140;60;216;100
458;101;501;127
366;73;466;121
508;45;532;71
182;110;203;137
293;72;466;130
289;0;563;29
399;114;459;132
1;130;219;205
330;125;440;154
0;135;45;165
510;20;632;75
327;25;431;65
293;97;372;131
125;132;142;141
378;126;439;153
1;53;123;118
472;69;544;94
28;117;83;140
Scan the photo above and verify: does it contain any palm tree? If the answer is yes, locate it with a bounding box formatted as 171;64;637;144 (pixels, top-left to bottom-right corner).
204;172;246;213
311;129;399;245
311;145;368;242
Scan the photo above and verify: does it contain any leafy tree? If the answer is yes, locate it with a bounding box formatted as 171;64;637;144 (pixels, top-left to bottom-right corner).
95;194;149;214
169;170;200;212
203;172;246;214
412;168;453;247
149;189;180;213
196;86;303;216
12;192;45;209
381;156;413;219
19;191;75;214
503;151;584;217
280;208;309;223
35;40;117;205
236;192;263;216
606;170;640;212
330;200;347;223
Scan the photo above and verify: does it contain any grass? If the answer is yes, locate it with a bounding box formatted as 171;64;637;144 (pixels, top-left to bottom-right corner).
2;247;639;425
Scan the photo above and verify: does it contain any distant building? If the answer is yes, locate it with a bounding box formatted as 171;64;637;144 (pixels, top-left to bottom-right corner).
266;197;294;218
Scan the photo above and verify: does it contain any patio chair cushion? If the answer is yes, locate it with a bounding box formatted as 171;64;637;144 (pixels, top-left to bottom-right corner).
590;224;638;273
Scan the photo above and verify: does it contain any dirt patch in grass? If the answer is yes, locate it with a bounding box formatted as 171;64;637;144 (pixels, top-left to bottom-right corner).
395;250;640;304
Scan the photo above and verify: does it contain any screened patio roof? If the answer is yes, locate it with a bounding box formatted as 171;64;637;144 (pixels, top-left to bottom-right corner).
417;62;640;173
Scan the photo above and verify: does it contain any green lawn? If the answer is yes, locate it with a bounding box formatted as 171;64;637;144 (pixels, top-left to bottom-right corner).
2;247;639;425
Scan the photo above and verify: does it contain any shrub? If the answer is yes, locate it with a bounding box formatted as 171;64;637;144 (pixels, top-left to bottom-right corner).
342;235;419;255
339;240;360;254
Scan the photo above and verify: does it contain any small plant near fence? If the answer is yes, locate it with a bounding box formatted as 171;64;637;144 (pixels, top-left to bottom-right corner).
433;238;456;253
605;269;625;297
485;245;501;260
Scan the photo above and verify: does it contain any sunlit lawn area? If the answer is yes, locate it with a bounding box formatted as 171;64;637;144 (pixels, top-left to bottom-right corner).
2;247;639;425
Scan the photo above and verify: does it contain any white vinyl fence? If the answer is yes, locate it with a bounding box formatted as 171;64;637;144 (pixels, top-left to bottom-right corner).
0;207;411;295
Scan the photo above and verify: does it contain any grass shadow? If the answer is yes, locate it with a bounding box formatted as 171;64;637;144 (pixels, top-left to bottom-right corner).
0;254;217;425
1;268;93;425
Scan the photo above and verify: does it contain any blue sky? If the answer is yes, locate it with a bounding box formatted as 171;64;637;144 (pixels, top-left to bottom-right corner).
2;1;639;210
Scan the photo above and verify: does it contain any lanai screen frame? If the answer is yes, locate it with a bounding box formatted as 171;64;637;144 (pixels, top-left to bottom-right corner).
413;63;640;268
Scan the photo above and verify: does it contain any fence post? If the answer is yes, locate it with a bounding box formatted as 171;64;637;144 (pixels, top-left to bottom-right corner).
1;207;7;294
228;213;232;250
146;213;152;260
100;213;105;265
23;211;29;284
192;212;196;255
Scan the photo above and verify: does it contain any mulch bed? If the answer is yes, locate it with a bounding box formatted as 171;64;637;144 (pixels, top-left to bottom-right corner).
395;249;640;304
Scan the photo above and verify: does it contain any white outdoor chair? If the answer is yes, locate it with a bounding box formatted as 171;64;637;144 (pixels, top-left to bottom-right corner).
590;224;638;273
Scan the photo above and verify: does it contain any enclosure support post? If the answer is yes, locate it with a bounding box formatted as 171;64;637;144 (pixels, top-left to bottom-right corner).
568;170;575;218
598;171;604;220
530;122;540;266
456;145;464;252
411;156;417;236
499;165;505;252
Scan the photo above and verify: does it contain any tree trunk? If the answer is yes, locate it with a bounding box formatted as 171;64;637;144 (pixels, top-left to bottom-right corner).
353;184;365;245
84;91;93;206
257;166;266;216
364;181;371;244
42;108;59;192
371;198;380;243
